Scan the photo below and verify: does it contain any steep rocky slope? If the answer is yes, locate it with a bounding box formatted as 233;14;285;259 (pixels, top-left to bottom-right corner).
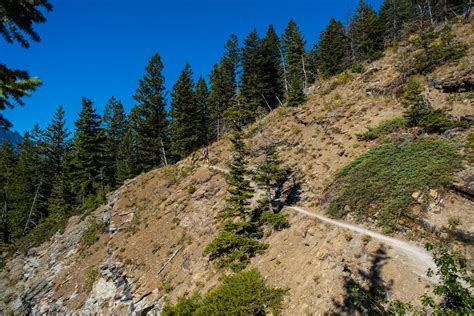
1;22;473;315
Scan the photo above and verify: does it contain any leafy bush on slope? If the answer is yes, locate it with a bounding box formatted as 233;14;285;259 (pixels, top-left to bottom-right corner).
328;139;463;229
162;269;287;315
357;117;407;141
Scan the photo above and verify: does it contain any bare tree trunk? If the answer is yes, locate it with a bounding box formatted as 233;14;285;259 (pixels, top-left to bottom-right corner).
1;191;9;243
278;46;289;93
465;0;472;21
160;138;168;166
416;2;425;30
260;93;272;112
275;95;283;106
217;114;221;141
301;55;308;90
158;246;182;274
444;0;448;22
391;0;396;41
427;0;435;26
23;178;43;235
266;188;274;214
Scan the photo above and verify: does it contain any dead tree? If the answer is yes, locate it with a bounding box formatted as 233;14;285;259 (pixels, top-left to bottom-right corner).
301;55;308;89
465;0;472;20
160;138;168;166
23;177;43;235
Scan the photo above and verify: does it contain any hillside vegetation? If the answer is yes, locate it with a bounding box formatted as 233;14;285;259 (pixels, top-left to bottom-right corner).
1;1;473;315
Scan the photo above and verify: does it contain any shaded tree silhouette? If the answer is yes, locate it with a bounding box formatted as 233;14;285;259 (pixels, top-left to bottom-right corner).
280;177;301;209
334;245;394;315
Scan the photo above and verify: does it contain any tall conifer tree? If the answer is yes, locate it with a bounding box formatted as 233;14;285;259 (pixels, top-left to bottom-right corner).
349;0;384;62
195;77;210;158
317;18;350;77
261;25;284;108
241;29;263;117
116;124;137;184
379;0;415;42
170;63;201;160
209;35;240;138
102;97;127;187
44;105;70;175
11;131;45;236
0;141;17;243
281;20;307;106
72;98;105;200
130;53;169;172
220;132;254;220
254;144;287;214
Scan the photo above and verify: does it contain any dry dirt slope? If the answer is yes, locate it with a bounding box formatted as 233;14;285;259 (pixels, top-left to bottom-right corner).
1;21;473;315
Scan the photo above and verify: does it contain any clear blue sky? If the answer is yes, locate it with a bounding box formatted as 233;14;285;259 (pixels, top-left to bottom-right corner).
2;0;383;134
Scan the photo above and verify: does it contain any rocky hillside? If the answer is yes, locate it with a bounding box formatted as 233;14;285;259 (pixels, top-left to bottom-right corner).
1;21;473;315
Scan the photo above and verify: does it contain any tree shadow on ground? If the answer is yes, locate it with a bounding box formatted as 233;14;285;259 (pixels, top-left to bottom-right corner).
333;245;394;315
275;177;301;211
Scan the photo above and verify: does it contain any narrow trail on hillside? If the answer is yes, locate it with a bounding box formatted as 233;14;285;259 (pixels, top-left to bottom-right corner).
285;206;436;276
206;164;436;278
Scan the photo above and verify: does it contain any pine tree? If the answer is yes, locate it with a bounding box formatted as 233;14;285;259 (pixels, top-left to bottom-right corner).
116;125;136;184
254;144;287;213
170;63;202;160
261;25;284;108
307;43;319;83
44;105;70;175
379;0;415;42
10;131;45;237
0;0;51;109
220;132;254;221
349;0;384;62
130;53;169;172
208;35;240;139
317;18;350;77
72;97;105;201
241;27;281;118
0;64;42;110
241;29;263;117
195;77;210;159
0;141;17;243
204;132;268;271
102;97;127;187
281;20;307;106
46;159;73;224
0;0;53;48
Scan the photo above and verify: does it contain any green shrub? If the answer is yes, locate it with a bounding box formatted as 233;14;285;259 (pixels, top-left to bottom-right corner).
15;218;68;254
163;292;203;315
351;63;365;73
328;139;463;228
468;132;474;162
447;215;461;230
162;269;287;316
82;218;104;247
401;77;424;108
84;266;98;293
82;193;103;213
405;107;470;133
401;77;471;133
411;26;467;74
324;92;343;111
260;211;289;230
203;226;268;272
321;71;354;95
357;117;407;141
187;183;196;194
420;245;473;314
